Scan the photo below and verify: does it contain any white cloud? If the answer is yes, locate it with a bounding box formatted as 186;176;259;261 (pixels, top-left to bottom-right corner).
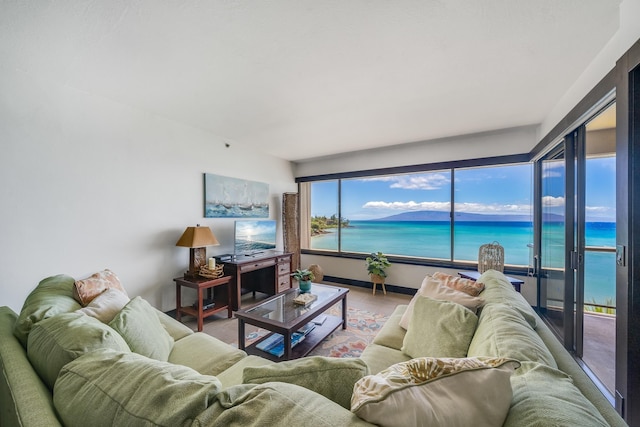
362;200;532;215
454;202;532;214
542;195;565;207
360;173;450;190
362;201;450;211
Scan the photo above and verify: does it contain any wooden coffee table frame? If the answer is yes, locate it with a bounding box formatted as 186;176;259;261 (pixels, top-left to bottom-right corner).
235;283;348;361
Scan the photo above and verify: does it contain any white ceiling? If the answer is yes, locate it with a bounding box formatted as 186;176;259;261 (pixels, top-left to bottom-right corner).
2;1;622;161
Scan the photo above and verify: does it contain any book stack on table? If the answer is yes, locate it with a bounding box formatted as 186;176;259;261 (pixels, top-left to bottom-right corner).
256;322;317;357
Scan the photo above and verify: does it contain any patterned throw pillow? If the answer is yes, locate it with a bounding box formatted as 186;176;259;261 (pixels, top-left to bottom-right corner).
432;271;485;296
73;269;128;306
351;356;520;427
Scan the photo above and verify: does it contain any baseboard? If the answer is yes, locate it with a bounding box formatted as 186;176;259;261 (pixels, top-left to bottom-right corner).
322;275;416;295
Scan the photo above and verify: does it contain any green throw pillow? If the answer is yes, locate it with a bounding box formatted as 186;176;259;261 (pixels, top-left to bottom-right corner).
109;296;174;361
54;349;222;427
243;356;369;409
27;312;130;390
467;303;557;367
401;296;478;358
13;274;81;347
503;361;609;427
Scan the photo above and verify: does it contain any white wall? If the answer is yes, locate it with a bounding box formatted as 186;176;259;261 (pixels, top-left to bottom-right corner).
294;125;538;177
0;66;296;313
540;0;640;140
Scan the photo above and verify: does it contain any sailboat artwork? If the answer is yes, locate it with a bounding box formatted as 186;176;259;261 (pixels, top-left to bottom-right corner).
204;173;269;218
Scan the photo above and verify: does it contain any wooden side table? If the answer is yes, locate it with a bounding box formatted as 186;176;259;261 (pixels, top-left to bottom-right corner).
457;270;524;293
174;275;232;332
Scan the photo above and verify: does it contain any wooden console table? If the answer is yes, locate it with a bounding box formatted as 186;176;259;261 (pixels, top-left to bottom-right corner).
174;275;232;331
219;251;292;310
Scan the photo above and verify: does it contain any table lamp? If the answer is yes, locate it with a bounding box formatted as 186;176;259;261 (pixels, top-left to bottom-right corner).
176;225;220;278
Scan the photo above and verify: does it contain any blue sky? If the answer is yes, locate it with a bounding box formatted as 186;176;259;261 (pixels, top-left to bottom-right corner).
311;159;616;222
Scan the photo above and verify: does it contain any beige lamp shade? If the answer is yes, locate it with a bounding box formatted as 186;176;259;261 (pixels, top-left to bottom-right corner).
176;225;219;278
176;225;220;248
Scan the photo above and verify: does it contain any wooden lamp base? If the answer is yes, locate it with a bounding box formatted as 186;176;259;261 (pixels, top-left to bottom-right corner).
185;247;207;278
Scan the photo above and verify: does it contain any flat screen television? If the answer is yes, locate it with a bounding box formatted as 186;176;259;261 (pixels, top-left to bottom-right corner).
234;220;277;255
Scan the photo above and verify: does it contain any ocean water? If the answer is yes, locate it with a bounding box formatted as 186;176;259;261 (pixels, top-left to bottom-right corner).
311;220;616;304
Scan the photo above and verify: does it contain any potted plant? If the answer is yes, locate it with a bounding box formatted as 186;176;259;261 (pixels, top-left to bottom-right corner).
291;268;315;293
366;252;391;290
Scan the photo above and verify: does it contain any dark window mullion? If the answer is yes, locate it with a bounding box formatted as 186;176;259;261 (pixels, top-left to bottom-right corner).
450;168;455;262
338;179;342;253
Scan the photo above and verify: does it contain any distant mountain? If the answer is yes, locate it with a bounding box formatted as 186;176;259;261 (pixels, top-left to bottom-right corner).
370;210;564;222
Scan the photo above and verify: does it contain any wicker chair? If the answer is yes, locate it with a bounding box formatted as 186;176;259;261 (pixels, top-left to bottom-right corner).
478;241;504;273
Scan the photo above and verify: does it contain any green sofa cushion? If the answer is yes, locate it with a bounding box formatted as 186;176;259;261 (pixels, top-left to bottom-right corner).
193;383;373;427
169;332;247;376
360;342;412;375
503;361;609;427
216;355;274;389
156;308;194;341
477;270;537;328
371;305;407;350
13;275;81;347
243;356;369;409
27;312;130;390
53;349;222;427
109;296;174;361
467;303;557;367
401;296;478;358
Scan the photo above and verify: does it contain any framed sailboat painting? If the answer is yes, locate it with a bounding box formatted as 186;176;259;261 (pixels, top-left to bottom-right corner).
204;173;269;218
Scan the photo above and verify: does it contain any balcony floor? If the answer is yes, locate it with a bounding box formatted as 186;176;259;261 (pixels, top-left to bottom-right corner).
583;312;616;394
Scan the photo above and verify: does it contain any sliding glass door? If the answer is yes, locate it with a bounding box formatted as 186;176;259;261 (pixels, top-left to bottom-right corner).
580;103;616;395
538;147;569;341
535;102;617;401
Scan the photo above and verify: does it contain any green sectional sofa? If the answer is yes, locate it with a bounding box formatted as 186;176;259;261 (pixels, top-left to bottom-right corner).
0;270;628;426
0;274;370;427
360;270;627;427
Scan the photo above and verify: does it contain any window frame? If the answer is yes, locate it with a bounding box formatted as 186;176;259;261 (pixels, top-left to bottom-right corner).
296;153;532;275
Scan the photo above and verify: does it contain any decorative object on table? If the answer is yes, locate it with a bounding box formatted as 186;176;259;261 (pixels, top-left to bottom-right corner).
478;241;504;273
291;269;315;293
293;293;318;306
365;252;391;295
308;264;324;282
203;173;269;218
175;225;220;278
282;192;301;272
199;263;224;279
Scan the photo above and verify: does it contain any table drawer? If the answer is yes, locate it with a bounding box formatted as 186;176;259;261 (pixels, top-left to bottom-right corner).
239;259;276;273
277;275;291;292
277;262;291;275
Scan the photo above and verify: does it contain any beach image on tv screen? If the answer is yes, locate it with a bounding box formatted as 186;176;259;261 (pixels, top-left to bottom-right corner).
234;220;277;254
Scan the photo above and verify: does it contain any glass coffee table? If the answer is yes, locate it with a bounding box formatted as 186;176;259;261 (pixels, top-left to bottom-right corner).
235;283;348;361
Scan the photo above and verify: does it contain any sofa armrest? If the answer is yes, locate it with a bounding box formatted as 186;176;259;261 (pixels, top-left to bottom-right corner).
0;307;62;427
534;312;626;427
